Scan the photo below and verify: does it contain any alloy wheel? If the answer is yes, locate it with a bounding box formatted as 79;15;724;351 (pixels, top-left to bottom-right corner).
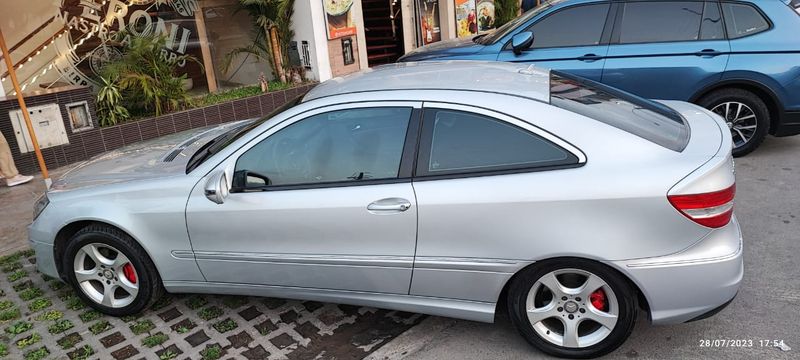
525;268;619;348
711;102;758;148
72;243;139;308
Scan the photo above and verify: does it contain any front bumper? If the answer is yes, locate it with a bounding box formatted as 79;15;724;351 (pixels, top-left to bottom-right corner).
611;216;743;325
28;223;60;280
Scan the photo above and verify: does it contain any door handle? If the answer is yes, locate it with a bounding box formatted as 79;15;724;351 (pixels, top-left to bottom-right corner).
577;53;603;62
367;198;411;213
694;49;723;57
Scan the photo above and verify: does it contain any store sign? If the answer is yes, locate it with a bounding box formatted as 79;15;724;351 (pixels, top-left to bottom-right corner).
455;0;495;37
323;0;357;39
54;0;200;88
417;0;442;45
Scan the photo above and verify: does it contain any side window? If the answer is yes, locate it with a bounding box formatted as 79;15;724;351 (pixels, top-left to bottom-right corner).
526;4;610;49
417;109;578;176
235;107;412;187
722;2;770;39
618;2;703;44
700;2;725;40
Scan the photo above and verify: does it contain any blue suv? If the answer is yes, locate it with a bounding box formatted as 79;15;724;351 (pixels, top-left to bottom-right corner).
399;0;800;156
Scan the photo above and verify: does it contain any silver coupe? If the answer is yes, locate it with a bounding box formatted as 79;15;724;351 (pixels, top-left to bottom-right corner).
30;61;742;358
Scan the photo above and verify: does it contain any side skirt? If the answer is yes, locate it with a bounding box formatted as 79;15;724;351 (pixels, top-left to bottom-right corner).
163;281;497;323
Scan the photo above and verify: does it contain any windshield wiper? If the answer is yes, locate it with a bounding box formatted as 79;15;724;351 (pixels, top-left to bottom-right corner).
185;137;219;173
472;34;487;44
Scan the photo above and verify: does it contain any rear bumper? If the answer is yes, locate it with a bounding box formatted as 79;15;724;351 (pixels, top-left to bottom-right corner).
611;216;743;325
773;111;800;137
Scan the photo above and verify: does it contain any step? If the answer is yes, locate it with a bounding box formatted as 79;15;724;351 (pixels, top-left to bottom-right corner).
367;44;398;51
368;52;399;61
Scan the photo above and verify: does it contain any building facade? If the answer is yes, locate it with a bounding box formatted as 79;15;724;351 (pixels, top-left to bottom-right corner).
0;0;522;97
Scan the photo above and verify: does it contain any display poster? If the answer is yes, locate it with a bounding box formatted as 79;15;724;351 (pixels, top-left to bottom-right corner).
323;0;357;39
455;0;477;37
417;0;442;45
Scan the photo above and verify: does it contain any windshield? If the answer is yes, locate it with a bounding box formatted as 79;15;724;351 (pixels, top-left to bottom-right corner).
476;0;563;44
185;90;309;173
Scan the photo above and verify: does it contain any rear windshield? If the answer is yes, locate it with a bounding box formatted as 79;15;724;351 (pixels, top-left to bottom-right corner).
549;71;689;152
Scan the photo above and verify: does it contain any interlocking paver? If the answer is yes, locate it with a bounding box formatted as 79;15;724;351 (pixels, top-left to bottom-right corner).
0;248;425;359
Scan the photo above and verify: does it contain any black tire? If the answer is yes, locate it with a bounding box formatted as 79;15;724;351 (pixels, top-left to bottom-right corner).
507;258;637;359
697;88;770;157
62;224;164;316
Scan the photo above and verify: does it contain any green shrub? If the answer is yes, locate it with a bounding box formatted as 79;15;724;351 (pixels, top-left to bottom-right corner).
16;332;41;348
8;270;26;282
130;319;155;335
19;287;43;301
35;310;63;321
200;344;223;360
142;332;169;348
48;319;74;334
23;346;49;360
5;320;33;335
28;298;52;312
89;320;111;335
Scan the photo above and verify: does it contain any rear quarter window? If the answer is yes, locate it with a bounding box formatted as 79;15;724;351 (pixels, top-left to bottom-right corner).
549;71;689;152
722;2;770;39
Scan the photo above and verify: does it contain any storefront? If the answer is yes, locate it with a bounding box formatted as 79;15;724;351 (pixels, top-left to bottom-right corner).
0;0;523;98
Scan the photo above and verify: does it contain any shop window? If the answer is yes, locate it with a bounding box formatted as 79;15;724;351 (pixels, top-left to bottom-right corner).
65;101;93;132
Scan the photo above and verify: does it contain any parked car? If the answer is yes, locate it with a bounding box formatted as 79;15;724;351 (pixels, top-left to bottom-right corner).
30;62;742;358
399;0;800;156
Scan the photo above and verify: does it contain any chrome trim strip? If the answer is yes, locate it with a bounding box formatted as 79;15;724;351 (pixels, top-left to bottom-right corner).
171;250;195;260
191;251;414;268
414;257;532;273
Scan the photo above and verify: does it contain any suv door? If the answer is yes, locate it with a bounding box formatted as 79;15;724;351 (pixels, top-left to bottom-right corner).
602;1;730;100
496;2;615;81
185;103;421;294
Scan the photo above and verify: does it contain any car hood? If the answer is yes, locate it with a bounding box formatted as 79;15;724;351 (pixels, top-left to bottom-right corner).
399;36;486;61
51;120;251;192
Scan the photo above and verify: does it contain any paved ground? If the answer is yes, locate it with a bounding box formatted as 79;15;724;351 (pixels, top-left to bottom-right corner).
370;135;800;360
0;135;797;359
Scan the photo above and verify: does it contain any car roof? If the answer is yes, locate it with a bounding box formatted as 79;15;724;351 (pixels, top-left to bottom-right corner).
303;61;552;103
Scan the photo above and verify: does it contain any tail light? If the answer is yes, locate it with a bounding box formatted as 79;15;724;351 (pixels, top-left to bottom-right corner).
668;184;735;228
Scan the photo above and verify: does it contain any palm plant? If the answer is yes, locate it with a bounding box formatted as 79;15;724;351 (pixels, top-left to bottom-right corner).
101;33;201;117
224;0;296;83
96;75;130;126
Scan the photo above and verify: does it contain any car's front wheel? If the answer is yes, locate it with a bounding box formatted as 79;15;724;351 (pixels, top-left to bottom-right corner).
63;224;163;316
507;258;637;359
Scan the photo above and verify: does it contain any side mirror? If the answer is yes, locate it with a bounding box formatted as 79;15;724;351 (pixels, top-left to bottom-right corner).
204;171;229;204
511;31;534;55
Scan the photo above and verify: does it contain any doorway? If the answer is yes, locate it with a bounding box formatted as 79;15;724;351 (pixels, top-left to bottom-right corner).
363;0;406;66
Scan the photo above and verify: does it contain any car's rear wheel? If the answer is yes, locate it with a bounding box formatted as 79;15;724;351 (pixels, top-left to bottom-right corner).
63;224;163;316
507;258;637;359
698;88;770;157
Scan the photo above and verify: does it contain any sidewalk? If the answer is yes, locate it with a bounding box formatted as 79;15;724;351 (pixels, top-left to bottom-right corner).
0;166;74;256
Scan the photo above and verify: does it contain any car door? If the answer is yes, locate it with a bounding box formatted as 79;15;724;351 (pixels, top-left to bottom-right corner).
408;103;585;302
185;103;421;294
602;1;730;100
496;2;615;81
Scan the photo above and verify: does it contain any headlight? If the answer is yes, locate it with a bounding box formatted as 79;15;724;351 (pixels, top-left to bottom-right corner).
33;194;49;221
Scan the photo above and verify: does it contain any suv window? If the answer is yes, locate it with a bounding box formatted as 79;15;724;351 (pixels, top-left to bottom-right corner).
550;71;689;152
235;107;412;188
619;2;703;43
721;2;770;39
418;109;577;176
700;2;725;40
526;4;610;48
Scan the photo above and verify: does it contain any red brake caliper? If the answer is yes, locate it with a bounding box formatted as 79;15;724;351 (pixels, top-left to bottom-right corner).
590;289;607;311
122;263;137;284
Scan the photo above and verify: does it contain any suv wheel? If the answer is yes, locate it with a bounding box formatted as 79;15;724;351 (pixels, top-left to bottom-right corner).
63;224;163;316
507;258;637;358
698;88;770;157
